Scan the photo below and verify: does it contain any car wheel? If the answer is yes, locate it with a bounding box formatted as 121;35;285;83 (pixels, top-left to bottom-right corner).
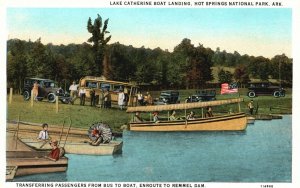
23;91;30;101
47;93;56;103
273;91;280;98
248;91;256;98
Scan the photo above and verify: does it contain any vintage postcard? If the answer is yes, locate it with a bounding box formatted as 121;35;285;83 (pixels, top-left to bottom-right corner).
1;0;299;188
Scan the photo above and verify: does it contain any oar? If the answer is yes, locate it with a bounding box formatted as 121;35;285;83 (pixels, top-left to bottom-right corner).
62;118;72;148
58;118;66;145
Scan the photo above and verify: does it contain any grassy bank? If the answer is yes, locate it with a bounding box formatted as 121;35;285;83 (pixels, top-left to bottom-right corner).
7;89;292;132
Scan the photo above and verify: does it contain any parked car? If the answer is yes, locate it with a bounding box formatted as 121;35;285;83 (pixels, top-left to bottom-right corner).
186;89;216;103
22;78;71;103
154;90;180;105
247;82;285;98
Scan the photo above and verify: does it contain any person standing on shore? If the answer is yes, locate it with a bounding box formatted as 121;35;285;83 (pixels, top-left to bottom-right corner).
32;81;39;101
69;81;78;104
118;90;125;110
248;100;254;115
79;87;86;106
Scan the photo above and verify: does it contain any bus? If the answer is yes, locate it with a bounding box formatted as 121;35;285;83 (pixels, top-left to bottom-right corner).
79;76;138;107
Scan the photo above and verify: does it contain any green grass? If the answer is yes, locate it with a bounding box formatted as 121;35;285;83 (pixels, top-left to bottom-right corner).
7;89;292;132
7;95;131;132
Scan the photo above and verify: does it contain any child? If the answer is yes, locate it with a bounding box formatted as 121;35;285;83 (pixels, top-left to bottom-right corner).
38;123;50;140
45;139;60;161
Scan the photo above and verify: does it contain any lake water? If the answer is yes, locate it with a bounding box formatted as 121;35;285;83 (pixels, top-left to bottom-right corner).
13;115;292;182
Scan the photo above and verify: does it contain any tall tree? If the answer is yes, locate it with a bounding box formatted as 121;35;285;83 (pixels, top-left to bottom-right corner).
87;14;112;76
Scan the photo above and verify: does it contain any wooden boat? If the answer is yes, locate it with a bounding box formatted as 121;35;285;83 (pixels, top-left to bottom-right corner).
19;138;123;155
7;123;123;155
7;154;68;177
247;116;256;124
6;133;68;179
6;166;17;180
126;98;247;132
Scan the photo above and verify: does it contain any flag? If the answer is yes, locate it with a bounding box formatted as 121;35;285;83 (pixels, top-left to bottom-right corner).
221;83;238;94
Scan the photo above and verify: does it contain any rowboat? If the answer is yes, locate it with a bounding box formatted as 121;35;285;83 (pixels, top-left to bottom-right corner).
19;138;123;155
7;122;123;155
126;98;248;132
7;154;68;177
6;133;68;179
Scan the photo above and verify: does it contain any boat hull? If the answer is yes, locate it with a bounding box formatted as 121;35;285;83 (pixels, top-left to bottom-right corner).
19;139;123;155
129;113;247;131
7;157;68;177
6;133;68;179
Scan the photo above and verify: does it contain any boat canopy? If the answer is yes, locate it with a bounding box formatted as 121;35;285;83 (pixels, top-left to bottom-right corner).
126;98;244;113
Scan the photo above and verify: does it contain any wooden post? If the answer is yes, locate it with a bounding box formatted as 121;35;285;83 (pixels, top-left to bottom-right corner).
238;102;241;113
30;90;34;107
56;96;59;113
9;88;13;104
128;86;133;107
201;108;204;118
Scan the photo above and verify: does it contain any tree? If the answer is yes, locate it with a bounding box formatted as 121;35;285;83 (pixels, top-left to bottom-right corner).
234;65;250;87
270;54;292;83
218;68;233;83
87;14;112;76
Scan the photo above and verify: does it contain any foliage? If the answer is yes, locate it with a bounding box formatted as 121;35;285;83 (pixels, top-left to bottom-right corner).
234;65;250;86
87;14;112;76
218;68;233;83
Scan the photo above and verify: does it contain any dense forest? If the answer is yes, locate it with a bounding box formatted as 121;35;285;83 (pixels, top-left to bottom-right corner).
7;15;293;93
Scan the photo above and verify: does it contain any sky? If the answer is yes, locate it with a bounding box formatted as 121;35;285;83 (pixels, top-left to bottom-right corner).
6;8;292;58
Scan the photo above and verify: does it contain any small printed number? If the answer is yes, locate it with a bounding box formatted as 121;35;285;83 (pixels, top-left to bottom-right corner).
261;185;273;188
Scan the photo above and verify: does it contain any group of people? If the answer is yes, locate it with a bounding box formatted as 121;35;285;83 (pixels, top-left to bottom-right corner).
133;107;214;123
37;121;108;161
37;123;61;162
69;81;112;108
137;91;153;106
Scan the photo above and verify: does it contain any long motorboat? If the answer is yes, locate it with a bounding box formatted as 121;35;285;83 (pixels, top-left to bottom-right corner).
126;98;248;132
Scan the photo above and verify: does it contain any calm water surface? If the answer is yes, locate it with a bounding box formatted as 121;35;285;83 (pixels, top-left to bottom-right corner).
14;115;292;182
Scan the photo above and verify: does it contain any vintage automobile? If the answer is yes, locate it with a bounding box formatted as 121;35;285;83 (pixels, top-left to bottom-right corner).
154;90;180;105
22;78;71;103
247;82;285;98
186;89;217;103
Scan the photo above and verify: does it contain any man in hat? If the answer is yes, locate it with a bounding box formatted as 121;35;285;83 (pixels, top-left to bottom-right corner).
45;139;60;161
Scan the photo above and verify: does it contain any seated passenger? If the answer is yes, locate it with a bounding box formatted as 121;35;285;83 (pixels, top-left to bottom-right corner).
186;111;195;120
45;139;60;161
205;106;214;118
169;110;181;121
153;112;159;123
133;112;143;122
38;123;50;141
